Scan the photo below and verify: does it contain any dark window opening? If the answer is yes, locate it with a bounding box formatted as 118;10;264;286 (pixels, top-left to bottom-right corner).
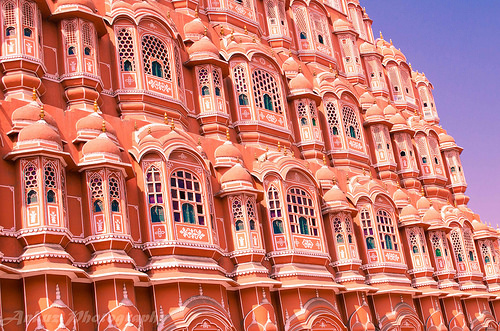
47;190;56;203
235;220;244;231
201;86;210;96
239;94;249;105
24;28;32;37
6;27;15;36
151;60;163;78
215;87;221;96
151;206;165;223
273;219;284;234
300;32;307;40
182;203;196;224
84;47;91;56
111;200;120;212
123;60;133;72
400;151;406;157
318;34;324;44
263;94;273;111
93;199;103;213
27;190;38;205
68;46;76;55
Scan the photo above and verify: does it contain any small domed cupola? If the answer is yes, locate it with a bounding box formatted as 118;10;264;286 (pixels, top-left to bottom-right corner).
184;17;206;42
187;36;220;61
214;131;243;168
383;104;397;118
399;203;421;227
392;186;409;208
322;181;355;214
81;122;122;164
359;92;375;109
364;101;391;127
423;206;446;231
15;107;63;152
315;156;336;190
74;100;119;145
282;54;300;77
9;89;58;136
219;163;257;195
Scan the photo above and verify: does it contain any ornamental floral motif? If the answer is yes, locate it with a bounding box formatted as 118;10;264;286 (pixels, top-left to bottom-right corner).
180;227;205;240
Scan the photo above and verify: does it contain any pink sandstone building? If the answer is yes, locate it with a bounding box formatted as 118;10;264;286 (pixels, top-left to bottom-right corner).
0;0;497;330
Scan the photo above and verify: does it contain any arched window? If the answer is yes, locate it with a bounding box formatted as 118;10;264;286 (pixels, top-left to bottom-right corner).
142;35;171;80
150;205;164;223
232;198;244;231
251;69;283;114
268;186;283;234
93;199;103;212
348;234;353;243
44;163;57;203
235;220;244;231
300;32;307;39
458;253;463;262
318;34;324;44
151;61;163;78
68;46;76;55
123;60;133;72
298;216;309;235
233;65;250;109
341;105;360;140
90;175;104;213
171;170;205;225
349;126;356;138
400;151;406;157
84;47;91;56
239;94;249;105
287;187;318;236
435;248;442;257
117;27;136;72
337;234;344;243
366;237;375;249
215;87;221;96
24;28;32;37
3;2;16;37
182;203;196;224
146;166;165;223
247;199;257;231
201;86;210;96
468;251;474;261
376;210;397;250
412;245;419;254
111;200;120;212
263;94;273;111
24;164;39;205
485;256;490;263
47;190;56;203
109;176;120;212
27;190;38;204
360;209;374;249
273;219;284;234
384;234;393;250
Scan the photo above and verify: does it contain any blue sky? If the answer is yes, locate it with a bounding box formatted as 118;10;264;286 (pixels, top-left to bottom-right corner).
362;1;500;225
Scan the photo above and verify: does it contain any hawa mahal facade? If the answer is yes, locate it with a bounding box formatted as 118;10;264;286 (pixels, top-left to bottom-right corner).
0;0;497;330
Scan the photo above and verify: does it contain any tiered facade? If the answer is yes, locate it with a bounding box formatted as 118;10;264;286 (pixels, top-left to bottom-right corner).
0;0;497;330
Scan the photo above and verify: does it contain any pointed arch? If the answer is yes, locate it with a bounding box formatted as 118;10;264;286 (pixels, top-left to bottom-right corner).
286;297;347;331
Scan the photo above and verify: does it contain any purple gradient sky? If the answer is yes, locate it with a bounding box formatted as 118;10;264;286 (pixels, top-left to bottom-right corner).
362;1;500;225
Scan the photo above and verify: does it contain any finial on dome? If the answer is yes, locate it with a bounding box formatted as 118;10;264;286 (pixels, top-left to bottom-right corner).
226;128;230;141
329;64;333;73
346;174;350;183
397;181;400;188
32;87;37;101
134;121;138;131
332;177;336;185
363;168;367;176
409;62;413;70
148;127;152;135
230;30;235;41
167;11;170;18
220;26;225;36
94;99;98;112
421;186;425;196
379;31;384;39
244;26;248;34
204;27;208;36
313;70;316;77
454;200;457;208
284;148;288;156
164;112;168;124
40;105;45;120
195;8;198;18
390;39;393;45
298;65;302;73
277;141;281;152
198;137;202;146
323;154;326;165
170;119;175;131
102;120;106;133
56;284;61;300
123;283;128;299
288;49;292;57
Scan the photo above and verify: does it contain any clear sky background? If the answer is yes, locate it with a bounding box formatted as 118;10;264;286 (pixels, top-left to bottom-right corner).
362;1;500;225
